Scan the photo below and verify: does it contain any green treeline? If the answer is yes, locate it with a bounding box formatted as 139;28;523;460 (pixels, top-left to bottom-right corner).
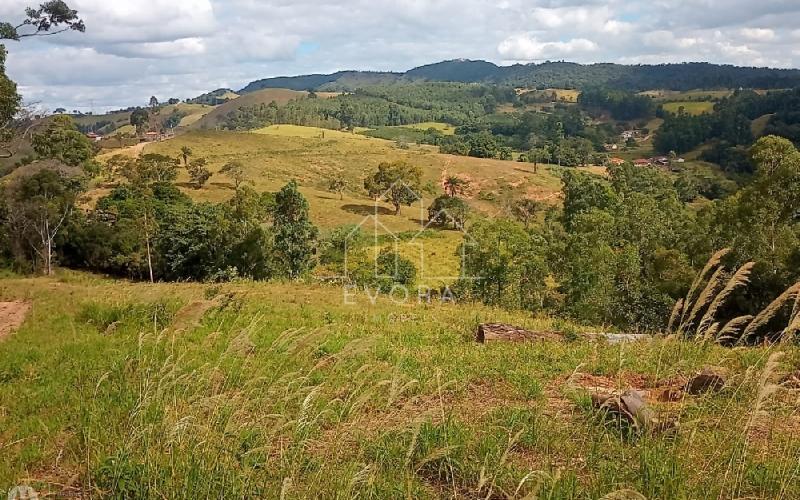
458;136;800;332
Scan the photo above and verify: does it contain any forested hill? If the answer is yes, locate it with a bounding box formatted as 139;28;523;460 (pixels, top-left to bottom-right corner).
238;59;800;94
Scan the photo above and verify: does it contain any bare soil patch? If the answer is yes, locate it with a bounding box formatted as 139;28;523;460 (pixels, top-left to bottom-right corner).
0;301;31;340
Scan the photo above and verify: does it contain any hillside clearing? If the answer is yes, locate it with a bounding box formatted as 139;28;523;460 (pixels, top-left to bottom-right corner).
129;128;568;231
661;101;715;115
189;89;312;130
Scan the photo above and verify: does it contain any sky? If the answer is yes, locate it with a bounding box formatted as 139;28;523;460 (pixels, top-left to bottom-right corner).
3;0;800;112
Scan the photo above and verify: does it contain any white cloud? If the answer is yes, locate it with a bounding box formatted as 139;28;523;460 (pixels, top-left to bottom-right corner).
104;38;207;59
498;35;598;61
740;27;776;42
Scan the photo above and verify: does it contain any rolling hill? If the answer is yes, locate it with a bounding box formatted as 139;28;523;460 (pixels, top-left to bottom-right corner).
234;59;800;95
129;124;568;233
188;88;310;130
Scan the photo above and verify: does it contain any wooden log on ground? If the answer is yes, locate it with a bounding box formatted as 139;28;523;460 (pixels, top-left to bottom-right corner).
475;323;648;344
685;367;728;394
592;389;673;432
476;323;563;343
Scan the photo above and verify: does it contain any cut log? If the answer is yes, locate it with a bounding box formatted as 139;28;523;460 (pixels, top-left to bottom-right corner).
475;323;563;343
685;368;728;394
592;389;674;433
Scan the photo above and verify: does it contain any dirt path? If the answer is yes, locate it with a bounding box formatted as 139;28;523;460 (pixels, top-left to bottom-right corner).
0;301;31;341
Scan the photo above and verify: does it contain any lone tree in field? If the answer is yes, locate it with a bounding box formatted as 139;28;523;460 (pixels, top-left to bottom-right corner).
428;195;469;229
328;178;346;200
273;180;318;278
179;146;192;166
149;96;159;108
220;160;249;190
527;146;549;174
0;1;85;41
187;157;211;189
443;175;469;198
364;161;422;215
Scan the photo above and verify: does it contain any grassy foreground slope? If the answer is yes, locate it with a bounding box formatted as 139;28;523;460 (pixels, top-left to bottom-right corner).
1;274;798;498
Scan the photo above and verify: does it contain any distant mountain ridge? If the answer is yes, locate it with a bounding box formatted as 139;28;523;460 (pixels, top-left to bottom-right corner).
235;59;800;94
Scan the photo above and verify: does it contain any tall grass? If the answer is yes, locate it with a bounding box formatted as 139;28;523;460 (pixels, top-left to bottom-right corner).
3;277;800;498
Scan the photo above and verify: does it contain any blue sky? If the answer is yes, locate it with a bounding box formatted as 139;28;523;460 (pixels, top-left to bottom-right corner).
2;0;800;111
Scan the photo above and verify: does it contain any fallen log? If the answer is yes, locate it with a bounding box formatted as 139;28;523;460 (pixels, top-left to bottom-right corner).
475;323;650;344
475;323;563;343
592;389;675;433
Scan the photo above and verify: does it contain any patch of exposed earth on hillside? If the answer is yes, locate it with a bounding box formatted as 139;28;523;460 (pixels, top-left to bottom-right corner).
0;301;31;340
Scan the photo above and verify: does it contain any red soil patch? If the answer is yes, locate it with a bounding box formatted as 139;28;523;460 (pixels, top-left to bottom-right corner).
0;301;31;341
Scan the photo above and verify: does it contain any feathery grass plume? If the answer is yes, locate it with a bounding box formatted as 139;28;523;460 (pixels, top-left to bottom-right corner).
702;322;720;341
667;298;684;333
680;266;728;336
790;291;800;325
785;313;800;341
745;351;784;431
742;283;800;344
697;262;755;335
680;248;731;326
717;315;754;344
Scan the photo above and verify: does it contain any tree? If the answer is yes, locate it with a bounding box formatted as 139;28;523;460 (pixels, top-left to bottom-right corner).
443;175;469;198
130;108;149;135
149;96;159;108
703;136;800;291
31;115;93;167
272;181;318;278
459;218;548;311
220;160;249;190
337;100;355;130
179;146;192;166
108;154;178;281
187;157;211;189
328;178;346;200
118;153;178;186
527;146;549;174
0;47;20;158
4;168;82;275
0;1;85;41
427;195;469;229
364;161;422;215
510;198;541;229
